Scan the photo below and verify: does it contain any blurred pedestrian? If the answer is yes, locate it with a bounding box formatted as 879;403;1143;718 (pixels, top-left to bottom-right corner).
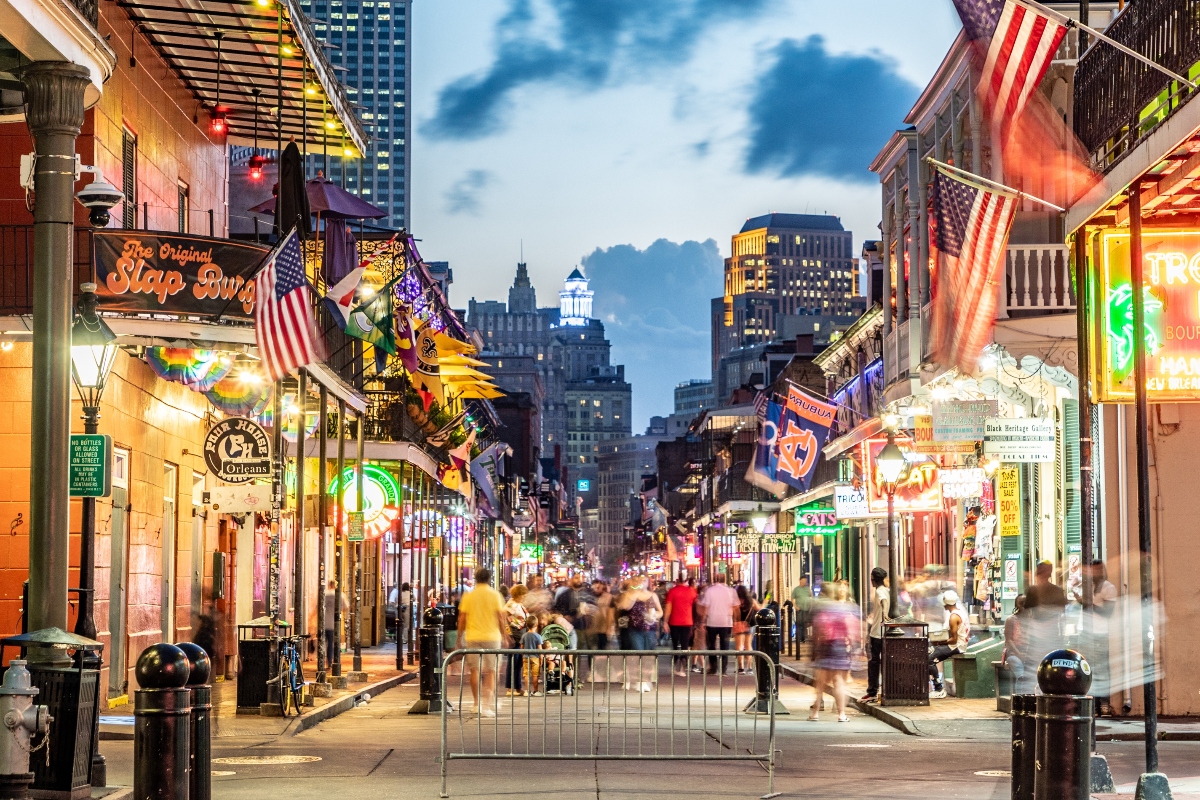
457;567;508;716
810;582;857;722
1003;594;1032;691
504;585;529;696
791;576;814;644
664;578;698;676
616;575;661;692
734;584;760;674
700;574;739;675
1077;560;1117;714
928;589;969;699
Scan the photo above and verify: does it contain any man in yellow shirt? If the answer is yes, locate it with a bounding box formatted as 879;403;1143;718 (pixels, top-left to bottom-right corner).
456;567;508;716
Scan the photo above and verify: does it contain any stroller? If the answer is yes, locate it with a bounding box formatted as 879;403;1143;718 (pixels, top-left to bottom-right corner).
540;623;575;695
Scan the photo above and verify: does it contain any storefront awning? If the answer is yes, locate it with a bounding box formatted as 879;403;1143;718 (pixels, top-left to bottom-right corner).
287;438;440;481
778;482;834;512
822;416;883;459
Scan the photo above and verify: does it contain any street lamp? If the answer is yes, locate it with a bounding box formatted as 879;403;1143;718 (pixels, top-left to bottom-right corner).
876;430;907;620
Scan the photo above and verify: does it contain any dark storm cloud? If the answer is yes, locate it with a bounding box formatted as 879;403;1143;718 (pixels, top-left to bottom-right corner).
444;169;495;215
581;238;723;422
744;36;920;182
423;0;771;140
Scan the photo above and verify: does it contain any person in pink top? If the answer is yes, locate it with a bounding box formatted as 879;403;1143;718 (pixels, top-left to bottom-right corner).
699;574;739;675
664;578;699;676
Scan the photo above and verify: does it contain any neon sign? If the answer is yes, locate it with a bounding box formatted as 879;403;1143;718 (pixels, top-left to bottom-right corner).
862;436;941;513
793;502;839;536
328;464;400;538
1096;229;1200;400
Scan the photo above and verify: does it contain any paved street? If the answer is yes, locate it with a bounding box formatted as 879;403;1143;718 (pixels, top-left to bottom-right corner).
95;663;1200;800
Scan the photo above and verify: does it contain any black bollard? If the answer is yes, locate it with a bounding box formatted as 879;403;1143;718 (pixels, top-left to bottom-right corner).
1033;649;1093;800
1010;694;1037;800
133;644;191;800
178;643;212;800
744;608;788;715
408;607;445;715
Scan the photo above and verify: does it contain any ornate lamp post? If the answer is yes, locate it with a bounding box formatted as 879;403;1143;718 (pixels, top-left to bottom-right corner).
876;430;907;619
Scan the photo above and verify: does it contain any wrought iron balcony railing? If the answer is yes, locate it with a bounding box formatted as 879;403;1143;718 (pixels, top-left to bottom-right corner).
1074;0;1200;171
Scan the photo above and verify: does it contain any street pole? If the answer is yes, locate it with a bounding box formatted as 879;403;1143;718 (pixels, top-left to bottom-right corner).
333;398;345;678
1074;232;1095;611
25;63;90;665
395;462;407;670
316;385;328;682
294;370;306;635
886;484;898;619
75;407;99;642
1129;188;1171;799
407;470;418;665
354;411;364;672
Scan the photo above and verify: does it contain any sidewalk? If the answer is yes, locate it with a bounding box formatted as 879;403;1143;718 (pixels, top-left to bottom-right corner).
101;642;416;740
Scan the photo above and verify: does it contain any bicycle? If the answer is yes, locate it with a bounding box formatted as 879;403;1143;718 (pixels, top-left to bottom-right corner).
274;635;306;716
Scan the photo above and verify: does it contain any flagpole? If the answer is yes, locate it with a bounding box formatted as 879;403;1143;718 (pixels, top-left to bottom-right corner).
1013;0;1197;89
926;157;1066;212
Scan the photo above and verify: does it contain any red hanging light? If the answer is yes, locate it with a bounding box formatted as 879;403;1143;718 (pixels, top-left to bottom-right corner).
210;108;228;136
248;154;264;181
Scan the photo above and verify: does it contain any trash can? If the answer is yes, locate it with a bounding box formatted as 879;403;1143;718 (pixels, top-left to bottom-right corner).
236;618;288;710
881;621;929;707
438;604;459;653
0;627;103;800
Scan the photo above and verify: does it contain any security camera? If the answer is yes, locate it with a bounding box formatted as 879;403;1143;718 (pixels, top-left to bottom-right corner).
75;174;123;228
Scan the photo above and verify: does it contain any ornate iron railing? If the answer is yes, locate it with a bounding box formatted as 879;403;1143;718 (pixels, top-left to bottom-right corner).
1074;0;1200;170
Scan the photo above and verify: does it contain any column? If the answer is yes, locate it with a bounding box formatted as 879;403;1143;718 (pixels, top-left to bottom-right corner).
893;169;907;325
905;131;922;380
24;63;90;659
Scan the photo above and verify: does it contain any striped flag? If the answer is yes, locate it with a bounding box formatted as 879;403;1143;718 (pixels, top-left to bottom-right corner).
953;0;1066;150
930;168;1018;372
254;228;318;382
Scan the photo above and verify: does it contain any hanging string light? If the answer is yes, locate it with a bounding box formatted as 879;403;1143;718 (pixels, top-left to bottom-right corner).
248;87;264;180
210;31;227;135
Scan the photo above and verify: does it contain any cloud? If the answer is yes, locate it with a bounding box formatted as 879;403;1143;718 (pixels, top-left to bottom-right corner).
423;0;771;140
444;169;495;215
581;238;723;428
744;36;920;182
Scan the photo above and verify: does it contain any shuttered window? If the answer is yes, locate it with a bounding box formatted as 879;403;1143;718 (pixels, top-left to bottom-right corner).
121;129;136;229
177;181;189;233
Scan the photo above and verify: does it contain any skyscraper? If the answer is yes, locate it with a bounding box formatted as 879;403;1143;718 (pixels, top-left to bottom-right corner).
303;0;411;230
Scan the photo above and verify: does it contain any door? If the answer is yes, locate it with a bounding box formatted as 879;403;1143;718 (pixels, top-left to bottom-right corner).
108;448;130;695
161;463;178;643
190;472;205;633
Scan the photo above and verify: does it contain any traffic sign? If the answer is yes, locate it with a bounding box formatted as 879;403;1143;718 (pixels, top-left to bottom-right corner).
70;434;112;498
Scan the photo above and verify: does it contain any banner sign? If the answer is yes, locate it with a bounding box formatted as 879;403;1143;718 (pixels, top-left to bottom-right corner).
1095;228;1200;400
794;502;839;536
736;533;797;553
833;483;878;519
93;231;268;319
204;417;271;483
914;414;974;454
983;418;1055;462
939;467;986;499
863;436;941;513
775;386;836;491
997;467;1021;536
933;400;997;441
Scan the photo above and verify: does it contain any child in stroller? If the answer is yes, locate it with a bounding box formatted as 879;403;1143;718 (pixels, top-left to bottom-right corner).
539;617;575;696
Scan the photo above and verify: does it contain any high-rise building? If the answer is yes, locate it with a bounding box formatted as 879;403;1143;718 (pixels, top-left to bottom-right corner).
674;379;715;418
303;0;411;230
713;213;864;389
596;435;667;572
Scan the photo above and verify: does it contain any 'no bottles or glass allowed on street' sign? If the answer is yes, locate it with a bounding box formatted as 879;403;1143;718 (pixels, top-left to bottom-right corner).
204;417;272;483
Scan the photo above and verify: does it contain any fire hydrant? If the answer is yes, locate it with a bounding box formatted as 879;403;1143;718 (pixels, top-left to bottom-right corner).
0;660;51;798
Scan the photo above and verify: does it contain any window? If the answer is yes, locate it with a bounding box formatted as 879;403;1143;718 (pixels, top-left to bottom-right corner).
177;181;189;233
122;129;137;229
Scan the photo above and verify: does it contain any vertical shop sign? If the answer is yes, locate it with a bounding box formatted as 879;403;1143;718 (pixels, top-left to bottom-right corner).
997;467;1020;537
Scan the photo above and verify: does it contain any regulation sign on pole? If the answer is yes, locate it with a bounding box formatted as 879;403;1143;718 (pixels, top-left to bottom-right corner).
347;511;365;542
69;434;112;498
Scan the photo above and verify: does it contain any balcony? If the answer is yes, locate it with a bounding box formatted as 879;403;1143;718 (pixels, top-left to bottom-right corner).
999;244;1075;316
1074;0;1200;171
0;226;94;313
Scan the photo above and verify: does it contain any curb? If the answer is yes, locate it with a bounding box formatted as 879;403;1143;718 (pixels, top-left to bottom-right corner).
778;661;920;736
292;670;416;734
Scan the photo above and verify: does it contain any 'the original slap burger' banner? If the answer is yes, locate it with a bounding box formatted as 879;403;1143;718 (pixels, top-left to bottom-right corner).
93;231;270;319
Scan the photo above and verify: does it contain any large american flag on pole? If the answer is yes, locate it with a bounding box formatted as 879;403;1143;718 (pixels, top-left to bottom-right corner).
952;0;1066;149
930;167;1018;372
254;228;318;382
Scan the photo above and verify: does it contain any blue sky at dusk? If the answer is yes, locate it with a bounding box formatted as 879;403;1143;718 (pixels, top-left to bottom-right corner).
411;0;962;429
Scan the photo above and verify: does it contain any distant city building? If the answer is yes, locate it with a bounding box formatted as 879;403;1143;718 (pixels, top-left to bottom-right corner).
559;268;594;325
425;261;452;302
713;213;864;397
565;366;632;507
674;379;715;417
596;435;668;571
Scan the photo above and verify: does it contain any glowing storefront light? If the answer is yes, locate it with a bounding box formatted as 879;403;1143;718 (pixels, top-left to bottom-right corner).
328;464;400;537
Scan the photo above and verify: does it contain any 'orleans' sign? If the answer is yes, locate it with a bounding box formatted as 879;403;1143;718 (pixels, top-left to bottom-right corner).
1095;228;1200;401
204;417;272;483
93;231;269;319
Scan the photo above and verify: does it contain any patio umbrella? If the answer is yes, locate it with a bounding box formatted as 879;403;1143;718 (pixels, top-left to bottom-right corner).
324;218;358;283
248;178;387;220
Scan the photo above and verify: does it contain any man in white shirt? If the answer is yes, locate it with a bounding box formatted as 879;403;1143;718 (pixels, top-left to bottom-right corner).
699;574;739;675
929;590;970;699
860;568;890;703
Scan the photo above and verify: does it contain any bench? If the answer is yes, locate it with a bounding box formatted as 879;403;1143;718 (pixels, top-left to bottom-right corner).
944;635;1004;699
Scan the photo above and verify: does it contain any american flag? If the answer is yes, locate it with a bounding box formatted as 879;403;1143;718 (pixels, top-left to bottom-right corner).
254;228;318;382
753;391;768;421
953;0;1066;149
930;168;1018;372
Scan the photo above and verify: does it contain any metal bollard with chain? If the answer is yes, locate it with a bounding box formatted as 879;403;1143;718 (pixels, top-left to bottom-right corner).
0;660;52;799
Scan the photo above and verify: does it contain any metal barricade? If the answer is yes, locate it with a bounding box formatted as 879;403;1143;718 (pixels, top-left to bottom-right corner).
439;649;779;799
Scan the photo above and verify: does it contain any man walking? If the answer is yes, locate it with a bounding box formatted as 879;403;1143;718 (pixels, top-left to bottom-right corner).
457;567;509;716
699;574;738;675
664;578;698;676
860;568;889;703
790;576;814;644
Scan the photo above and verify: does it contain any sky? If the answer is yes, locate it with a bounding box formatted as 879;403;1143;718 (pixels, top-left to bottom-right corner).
411;0;963;431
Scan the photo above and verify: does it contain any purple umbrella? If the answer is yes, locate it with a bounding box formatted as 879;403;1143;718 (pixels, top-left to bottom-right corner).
249;178;387;220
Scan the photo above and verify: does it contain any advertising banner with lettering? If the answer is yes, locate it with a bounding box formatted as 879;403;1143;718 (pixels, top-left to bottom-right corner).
862;436;942;513
773;385;836;492
793;502;840;535
913;413;974;454
997;467;1021;536
744;398;792;497
933;400;997;441
93;231;269;318
1095;228;1200;400
983;417;1055;462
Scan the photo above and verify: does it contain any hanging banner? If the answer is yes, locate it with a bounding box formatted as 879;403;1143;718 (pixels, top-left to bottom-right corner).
914;413;974;454
93;231;268;318
983;418;1055;462
773;386;836;491
997;467;1021;537
744;398;791;497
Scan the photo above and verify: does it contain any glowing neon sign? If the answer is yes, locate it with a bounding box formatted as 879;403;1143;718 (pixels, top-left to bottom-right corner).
1097;229;1200;400
328;464;400;538
862;436;941;513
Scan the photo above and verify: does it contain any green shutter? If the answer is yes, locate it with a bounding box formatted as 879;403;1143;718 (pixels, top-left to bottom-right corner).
1062;399;1081;551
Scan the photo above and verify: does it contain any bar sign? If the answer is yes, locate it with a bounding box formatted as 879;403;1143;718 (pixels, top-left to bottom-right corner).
70;434;112;498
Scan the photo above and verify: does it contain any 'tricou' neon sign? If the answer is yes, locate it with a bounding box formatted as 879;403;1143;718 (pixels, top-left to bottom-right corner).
328;464;400;538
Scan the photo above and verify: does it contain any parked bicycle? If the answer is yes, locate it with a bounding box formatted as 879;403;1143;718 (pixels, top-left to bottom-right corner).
273;635;306;716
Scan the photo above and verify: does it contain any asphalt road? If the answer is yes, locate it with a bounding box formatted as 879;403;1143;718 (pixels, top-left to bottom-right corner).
98;677;1200;799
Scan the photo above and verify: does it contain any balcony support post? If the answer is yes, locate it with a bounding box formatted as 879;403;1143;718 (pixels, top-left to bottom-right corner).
904;130;923;385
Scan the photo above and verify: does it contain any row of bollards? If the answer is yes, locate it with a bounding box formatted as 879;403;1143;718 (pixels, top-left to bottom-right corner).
1011;649;1112;800
133;642;212;800
746;607;787;715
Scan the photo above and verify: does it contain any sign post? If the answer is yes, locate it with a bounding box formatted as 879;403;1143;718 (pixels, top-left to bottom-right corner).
69;434;112;498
